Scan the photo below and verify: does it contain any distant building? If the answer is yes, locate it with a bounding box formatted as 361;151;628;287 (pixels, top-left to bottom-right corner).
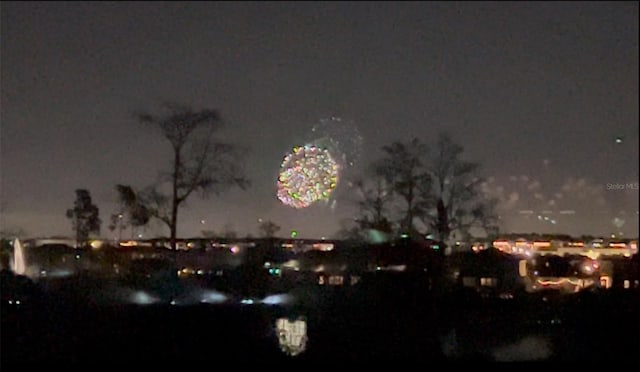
449;247;524;296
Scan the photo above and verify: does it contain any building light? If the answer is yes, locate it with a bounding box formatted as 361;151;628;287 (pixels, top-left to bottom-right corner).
533;241;551;248
519;260;527;277
312;243;334;251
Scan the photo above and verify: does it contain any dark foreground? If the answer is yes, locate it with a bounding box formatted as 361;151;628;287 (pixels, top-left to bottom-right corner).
2;273;639;371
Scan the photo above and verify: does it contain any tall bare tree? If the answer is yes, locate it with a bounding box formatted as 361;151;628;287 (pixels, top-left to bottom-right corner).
66;189;101;247
134;102;250;250
423;133;498;243
374;138;432;234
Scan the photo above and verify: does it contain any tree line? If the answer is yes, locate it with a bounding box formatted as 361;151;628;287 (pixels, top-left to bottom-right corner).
66;102;496;249
339;134;498;244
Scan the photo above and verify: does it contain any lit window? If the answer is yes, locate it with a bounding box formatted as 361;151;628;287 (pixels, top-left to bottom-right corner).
624;280;630;289
480;277;497;287
318;276;325;285
328;275;344;285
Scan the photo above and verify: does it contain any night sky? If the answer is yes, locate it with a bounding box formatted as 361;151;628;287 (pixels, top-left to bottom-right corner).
1;2;638;239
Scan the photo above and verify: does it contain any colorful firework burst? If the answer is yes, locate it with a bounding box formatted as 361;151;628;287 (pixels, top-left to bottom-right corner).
277;145;340;208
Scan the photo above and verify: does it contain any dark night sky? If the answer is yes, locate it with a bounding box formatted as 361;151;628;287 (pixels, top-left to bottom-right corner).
1;1;638;239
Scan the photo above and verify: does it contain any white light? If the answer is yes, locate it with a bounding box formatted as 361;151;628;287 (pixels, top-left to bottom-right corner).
200;290;227;304
262;294;293;306
15;300;21;305
240;298;255;305
131;291;159;305
388;264;407;272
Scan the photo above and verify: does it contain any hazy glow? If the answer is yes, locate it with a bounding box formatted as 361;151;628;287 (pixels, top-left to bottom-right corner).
262;293;293;306
199;290;228;304
130;290;160;305
47;269;74;278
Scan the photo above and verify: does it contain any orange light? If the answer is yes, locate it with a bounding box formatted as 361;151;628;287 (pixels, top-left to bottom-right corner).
493;240;511;248
533;241;551;248
537;278;567;286
536;278;582;286
608;243;627;248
